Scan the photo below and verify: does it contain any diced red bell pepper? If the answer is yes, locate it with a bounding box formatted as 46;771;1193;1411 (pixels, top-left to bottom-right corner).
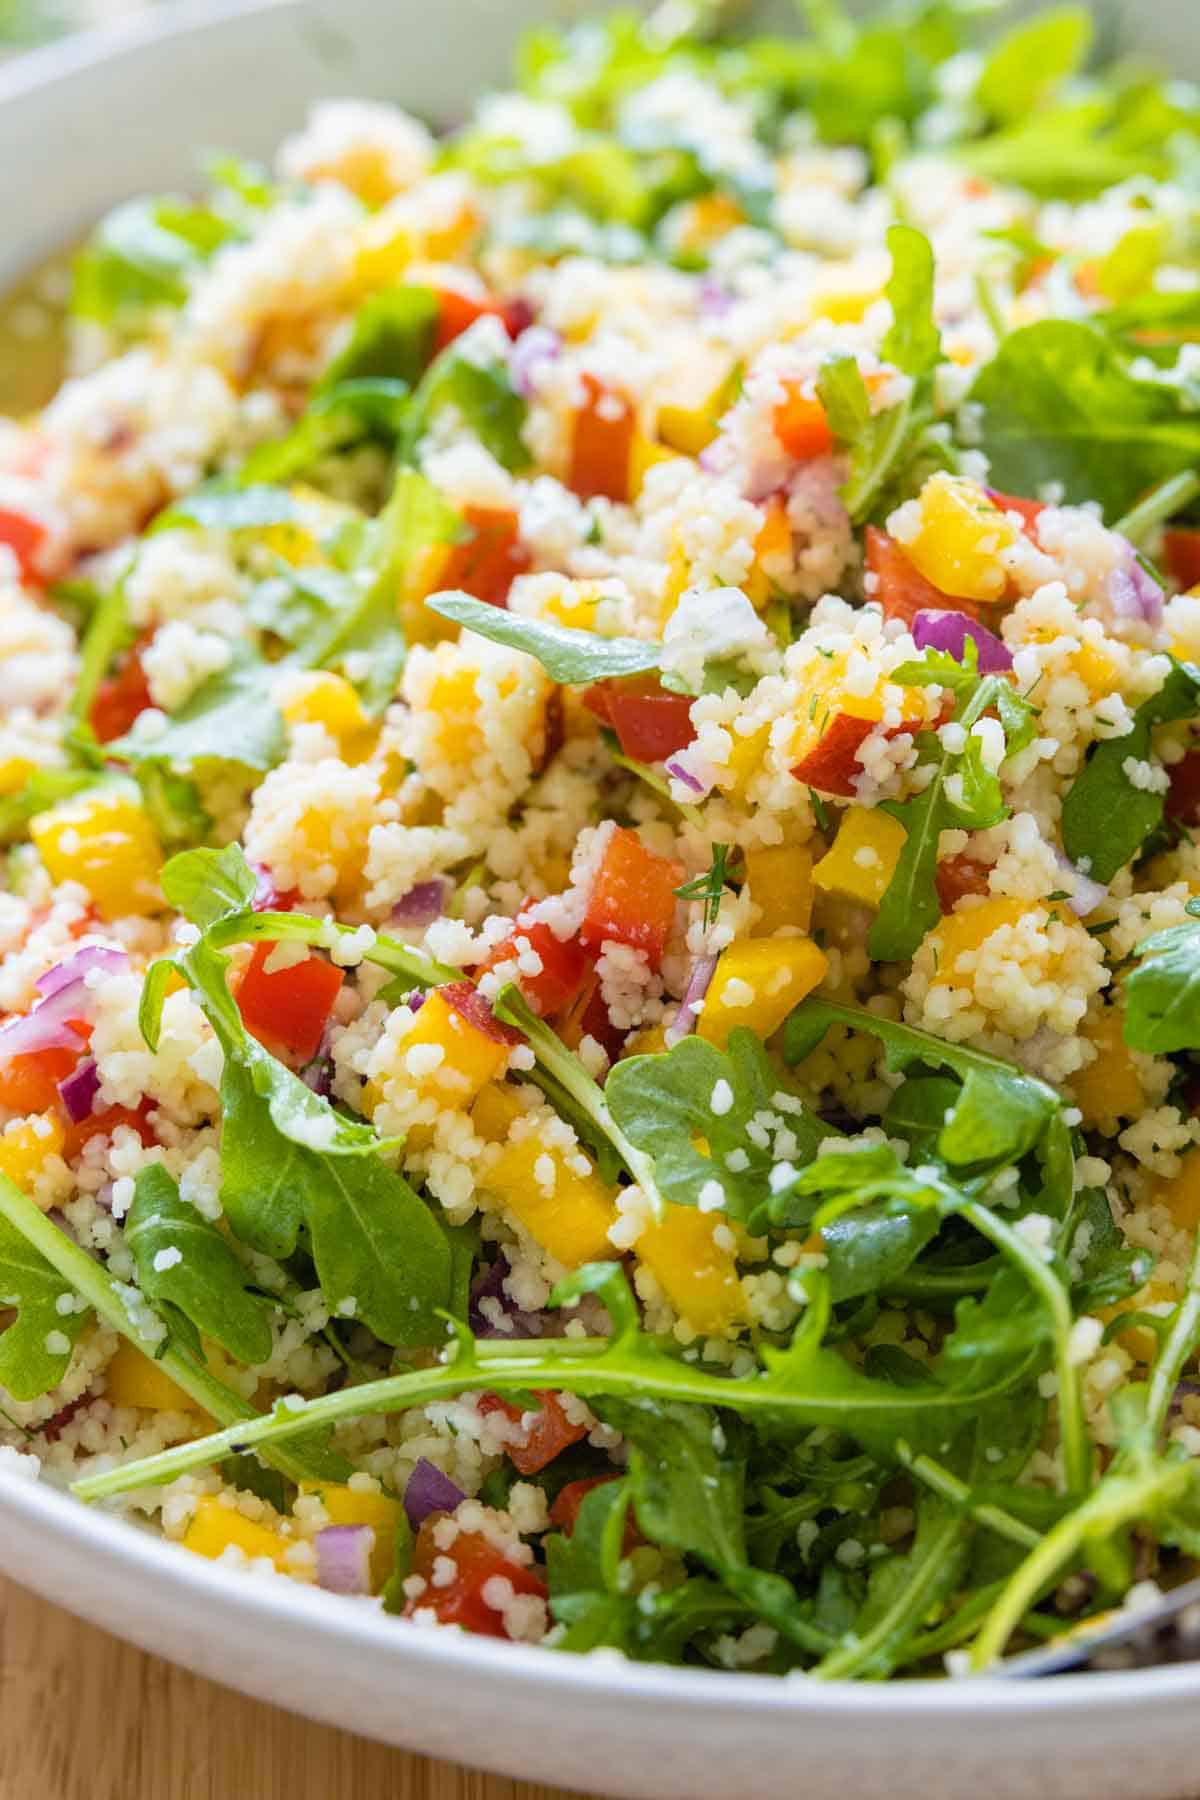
404;1518;547;1638
441;980;523;1045
233;941;344;1063
1165;530;1200;593
251;865;301;913
438;504;532;609
88;642;154;744
935;853;993;913
865;526;976;626
500;297;536;339
772;383;834;461
553;970;625;1063
476;914;593;1018
479;1389;589;1475
62;1099;157;1161
581;826;682;968
1167;748;1200;824
583;677;695;763
568;373;635;504
433;287;501;357
986;489;1048;541
0;507;47;584
791;708;924;799
0;1023;91;1115
548;1475;642;1549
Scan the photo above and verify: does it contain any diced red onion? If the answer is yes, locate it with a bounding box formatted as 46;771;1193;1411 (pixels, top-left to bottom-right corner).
390;879;447;928
665;954;719;1046
698;276;734;319
469;1251;543;1340
1109;552;1164;627
403;1457;466;1528
300;1055;334;1098
314;1524;374;1596
35;944;127;998
912;609;1013;673
664;756;714;797
1053;850;1109;918
509;325;562;399
0;987;89;1063
57;1057;100;1123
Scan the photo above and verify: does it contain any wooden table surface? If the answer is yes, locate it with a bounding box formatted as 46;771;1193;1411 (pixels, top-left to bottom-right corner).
0;1576;592;1800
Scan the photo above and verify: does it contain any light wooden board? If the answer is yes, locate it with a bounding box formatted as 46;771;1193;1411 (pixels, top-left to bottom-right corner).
0;1576;591;1800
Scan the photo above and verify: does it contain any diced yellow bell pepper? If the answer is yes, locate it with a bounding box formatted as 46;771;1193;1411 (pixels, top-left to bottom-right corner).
813;807;907;909
183;1495;292;1571
0;1112;64;1206
482;1133;618;1268
1071;641;1118;700
901;474;1018;604
1071;1007;1144;1133
300;1482;403;1590
279;671;375;763
670;193;743;259
698;936;828;1049
398;988;512;1137
657;534;691;628
628;433;684;498
31;789;162;920
0;754;34;796
744;844;813;935
745;497;792;611
623;1024;669;1059
1154;1145;1200;1234
809;266;882;324
470;1082;527;1144
637;1206;744;1334
104;1340;206;1415
656;352;736;458
1099;1277;1178;1364
725;723;771;795
933;897;1026;969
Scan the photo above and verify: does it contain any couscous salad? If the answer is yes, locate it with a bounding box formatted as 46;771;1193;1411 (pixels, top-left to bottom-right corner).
1;0;1200;1680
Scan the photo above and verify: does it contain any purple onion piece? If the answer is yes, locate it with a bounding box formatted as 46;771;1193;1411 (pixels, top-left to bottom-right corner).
469;1252;543;1340
390;879;447;928
0;984;91;1063
1053;850;1109;918
300;1056;334;1098
509;325;562;399
664;756;710;796
1109;552;1164;627
912;608;1013;673
403;1458;466;1529
665;954;719;1046
697;275;734;319
35;944;127;998
57;1057;100;1123
314;1524;375;1596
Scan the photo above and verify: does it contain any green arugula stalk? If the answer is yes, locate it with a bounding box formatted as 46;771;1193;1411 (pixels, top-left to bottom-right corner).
0;1172;344;1487
1111;469;1200;547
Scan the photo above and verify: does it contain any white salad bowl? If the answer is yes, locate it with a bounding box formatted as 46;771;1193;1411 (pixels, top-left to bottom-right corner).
3;3;1200;1795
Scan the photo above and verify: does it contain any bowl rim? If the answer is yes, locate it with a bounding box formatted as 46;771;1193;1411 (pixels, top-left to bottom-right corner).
2;0;1200;1730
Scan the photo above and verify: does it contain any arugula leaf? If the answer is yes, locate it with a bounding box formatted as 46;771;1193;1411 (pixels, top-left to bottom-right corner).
605;1029;824;1223
425;590;662;684
868;648;1036;962
160;840;256;931
1124;901;1200;1054
109;647;286;781
0;767;99;848
125;1164;273;1367
545;1477;637;1652
406;348;531;472
67;574;132;727
318;285;440;389
813;1493;967;1679
240;378;411;486
72;197;235;325
0;1210;89;1402
817;225;949;524
1062;659;1200;883
153;483;312;536
974;6;1092;126
969;321;1200;518
1068;1185;1152;1312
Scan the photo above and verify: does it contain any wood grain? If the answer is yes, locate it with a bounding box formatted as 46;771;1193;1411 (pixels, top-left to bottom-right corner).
0;1576;591;1800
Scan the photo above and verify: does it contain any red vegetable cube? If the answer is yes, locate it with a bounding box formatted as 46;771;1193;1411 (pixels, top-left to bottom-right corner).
405;1519;547;1638
438;503;531;609
581;826;682;968
479;1390;589;1475
234;941;344;1063
583;677;695;763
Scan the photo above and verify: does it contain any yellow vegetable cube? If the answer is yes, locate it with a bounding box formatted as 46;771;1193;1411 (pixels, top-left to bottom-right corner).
637;1205;744;1334
1099;1278;1178;1364
471;1082;528;1145
902;473;1018;603
744;844;813;935
933;897;1026;969
622;1024;669;1059
0;755;34;796
399;988;513;1139
183;1496;292;1571
1071;1007;1144;1133
1155;1145;1200;1233
813;807;907;909
0;1112;64;1207
279;671;375;763
628;433;684;498
31;789;163;919
656;353;735;458
698;936;828;1049
725;723;770;795
104;1340;206;1416
300;1482;403;1590
483;1133;618;1267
